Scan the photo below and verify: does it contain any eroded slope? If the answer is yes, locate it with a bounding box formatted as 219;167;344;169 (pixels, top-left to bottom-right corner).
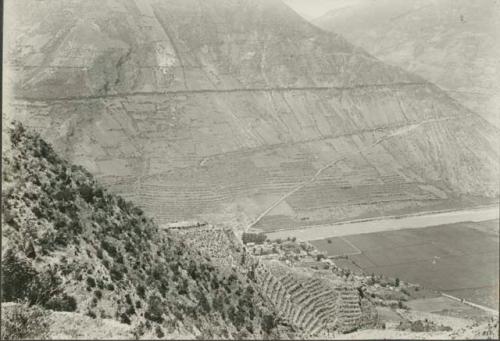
4;0;499;231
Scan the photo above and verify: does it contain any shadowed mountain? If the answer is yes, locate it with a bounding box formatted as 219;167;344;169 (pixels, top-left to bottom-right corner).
313;0;500;127
4;0;498;232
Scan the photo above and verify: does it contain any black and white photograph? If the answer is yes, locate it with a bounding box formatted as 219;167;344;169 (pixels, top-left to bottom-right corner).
1;0;499;339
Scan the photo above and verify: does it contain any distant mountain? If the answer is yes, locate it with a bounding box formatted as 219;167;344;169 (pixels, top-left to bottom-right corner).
4;0;498;232
313;0;500;127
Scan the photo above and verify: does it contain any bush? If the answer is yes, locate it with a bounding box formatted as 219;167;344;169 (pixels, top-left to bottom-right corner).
137;285;146;299
1;249;38;302
261;314;277;334
79;184;94;203
145;295;164;323
120;313;131;325
155;326;165;338
0;303;50;340
86;276;96;288
45;293;77;312
110;265;124;281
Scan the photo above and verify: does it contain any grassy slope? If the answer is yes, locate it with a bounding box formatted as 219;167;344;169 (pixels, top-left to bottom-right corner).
1;122;289;339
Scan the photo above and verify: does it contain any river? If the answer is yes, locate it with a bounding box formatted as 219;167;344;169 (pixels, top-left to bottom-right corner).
265;205;499;241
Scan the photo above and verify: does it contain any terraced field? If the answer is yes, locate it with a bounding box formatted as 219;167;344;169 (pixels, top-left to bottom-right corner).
312;220;500;310
170;225;376;336
255;261;376;336
6;0;499;231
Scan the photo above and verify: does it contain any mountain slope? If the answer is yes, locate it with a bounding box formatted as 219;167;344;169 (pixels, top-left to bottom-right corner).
4;0;499;232
313;0;500;127
5;0;419;98
3;124;497;339
1;122;291;339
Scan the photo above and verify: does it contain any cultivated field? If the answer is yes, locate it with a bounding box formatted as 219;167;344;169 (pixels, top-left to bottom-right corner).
312;220;499;310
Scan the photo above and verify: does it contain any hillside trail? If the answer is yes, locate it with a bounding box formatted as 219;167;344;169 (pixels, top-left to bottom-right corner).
13;82;427;102
245;116;455;231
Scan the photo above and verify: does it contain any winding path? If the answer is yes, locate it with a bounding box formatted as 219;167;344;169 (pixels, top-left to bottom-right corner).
246;116;456;231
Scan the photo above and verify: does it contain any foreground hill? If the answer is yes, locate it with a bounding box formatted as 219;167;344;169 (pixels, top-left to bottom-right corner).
1;122;291;339
313;0;500;127
4;0;499;232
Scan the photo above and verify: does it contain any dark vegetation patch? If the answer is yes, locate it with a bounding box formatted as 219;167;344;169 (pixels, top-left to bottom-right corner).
1;122;285;338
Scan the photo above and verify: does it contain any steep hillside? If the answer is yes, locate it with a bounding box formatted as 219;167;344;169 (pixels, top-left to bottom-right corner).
1;122;291;339
1;123;496;339
5;0;417;98
4;0;499;232
313;0;500;127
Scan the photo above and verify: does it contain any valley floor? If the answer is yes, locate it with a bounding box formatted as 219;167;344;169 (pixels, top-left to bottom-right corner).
264;205;499;241
309;218;499;311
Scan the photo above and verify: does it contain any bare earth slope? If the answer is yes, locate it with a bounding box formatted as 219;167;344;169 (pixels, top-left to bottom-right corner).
313;0;500;127
4;0;499;231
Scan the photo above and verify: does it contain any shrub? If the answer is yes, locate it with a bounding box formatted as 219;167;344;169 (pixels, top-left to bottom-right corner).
0;303;50;340
45;293;77;312
137;285;146;299
1;249;38;302
54;189;74;202
145;295;164;323
110;265;124;281
94;290;103;300
120;313;131;325
86;276;96;288
261;314;277;334
155;326;165;338
79;184;94;203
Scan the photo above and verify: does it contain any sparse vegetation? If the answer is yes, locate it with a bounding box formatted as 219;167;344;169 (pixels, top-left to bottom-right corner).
0;303;50;340
1;122;285;339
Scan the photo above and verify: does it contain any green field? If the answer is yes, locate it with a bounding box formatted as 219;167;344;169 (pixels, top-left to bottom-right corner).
313;220;499;309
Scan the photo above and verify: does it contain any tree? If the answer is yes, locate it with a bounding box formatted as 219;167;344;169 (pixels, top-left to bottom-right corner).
395;278;400;287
